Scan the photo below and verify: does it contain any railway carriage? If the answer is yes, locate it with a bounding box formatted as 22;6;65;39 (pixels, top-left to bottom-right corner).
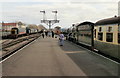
71;24;78;43
67;24;78;42
94;16;120;59
10;25;39;38
66;27;72;41
10;27;28;38
2;22;46;39
67;16;120;60
76;22;94;49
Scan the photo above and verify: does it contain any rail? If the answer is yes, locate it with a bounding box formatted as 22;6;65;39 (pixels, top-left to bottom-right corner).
0;33;41;61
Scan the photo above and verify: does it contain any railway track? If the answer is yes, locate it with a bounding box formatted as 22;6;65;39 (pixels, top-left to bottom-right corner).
0;33;41;61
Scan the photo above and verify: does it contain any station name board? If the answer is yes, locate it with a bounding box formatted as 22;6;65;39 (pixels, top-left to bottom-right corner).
78;25;91;30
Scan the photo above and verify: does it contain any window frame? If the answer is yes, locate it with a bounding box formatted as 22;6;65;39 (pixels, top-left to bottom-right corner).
106;33;113;42
98;32;103;41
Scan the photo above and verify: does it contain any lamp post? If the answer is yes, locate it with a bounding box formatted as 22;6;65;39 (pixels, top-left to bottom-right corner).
40;11;59;30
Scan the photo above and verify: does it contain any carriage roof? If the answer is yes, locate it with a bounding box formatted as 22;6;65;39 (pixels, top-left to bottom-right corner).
77;21;94;27
95;16;120;26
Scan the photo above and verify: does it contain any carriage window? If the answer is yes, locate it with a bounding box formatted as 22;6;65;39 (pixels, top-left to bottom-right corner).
106;33;113;42
11;29;16;34
118;33;120;44
99;27;102;32
108;27;112;32
98;33;103;40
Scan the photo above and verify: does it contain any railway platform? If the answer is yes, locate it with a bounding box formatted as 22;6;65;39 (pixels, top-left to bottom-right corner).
2;37;119;77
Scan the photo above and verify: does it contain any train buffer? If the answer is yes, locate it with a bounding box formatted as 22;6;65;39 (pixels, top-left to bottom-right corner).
2;37;119;77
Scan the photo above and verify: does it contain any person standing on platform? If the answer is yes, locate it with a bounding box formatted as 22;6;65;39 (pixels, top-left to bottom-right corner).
51;31;54;38
40;29;44;38
59;32;64;46
48;31;51;37
45;31;48;37
42;33;44;38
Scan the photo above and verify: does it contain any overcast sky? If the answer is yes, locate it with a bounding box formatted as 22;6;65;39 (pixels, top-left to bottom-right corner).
0;0;119;29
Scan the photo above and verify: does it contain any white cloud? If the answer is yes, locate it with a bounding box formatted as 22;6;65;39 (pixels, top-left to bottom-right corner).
1;1;118;28
0;0;119;2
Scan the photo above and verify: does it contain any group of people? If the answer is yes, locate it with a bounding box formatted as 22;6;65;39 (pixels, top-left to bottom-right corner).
40;30;65;46
40;30;55;38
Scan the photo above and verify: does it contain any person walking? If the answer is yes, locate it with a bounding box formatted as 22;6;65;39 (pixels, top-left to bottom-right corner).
48;31;51;37
51;31;54;38
59;32;64;46
45;31;48;37
40;30;44;38
42;33;44;38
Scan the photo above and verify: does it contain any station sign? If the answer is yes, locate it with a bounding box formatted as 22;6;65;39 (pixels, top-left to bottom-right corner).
78;25;91;30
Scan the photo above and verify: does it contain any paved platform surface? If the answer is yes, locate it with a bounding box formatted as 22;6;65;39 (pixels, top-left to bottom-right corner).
2;37;118;76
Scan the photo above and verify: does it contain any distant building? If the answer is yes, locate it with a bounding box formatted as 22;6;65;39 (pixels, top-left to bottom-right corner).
2;22;17;31
1;21;26;32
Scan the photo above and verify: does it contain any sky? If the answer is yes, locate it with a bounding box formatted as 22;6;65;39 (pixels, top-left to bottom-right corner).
0;0;119;29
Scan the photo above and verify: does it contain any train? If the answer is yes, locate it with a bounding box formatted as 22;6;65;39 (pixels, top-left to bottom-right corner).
67;16;120;60
2;23;44;39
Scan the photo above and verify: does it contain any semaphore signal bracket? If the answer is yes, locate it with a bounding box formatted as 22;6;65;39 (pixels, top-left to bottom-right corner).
40;11;60;30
